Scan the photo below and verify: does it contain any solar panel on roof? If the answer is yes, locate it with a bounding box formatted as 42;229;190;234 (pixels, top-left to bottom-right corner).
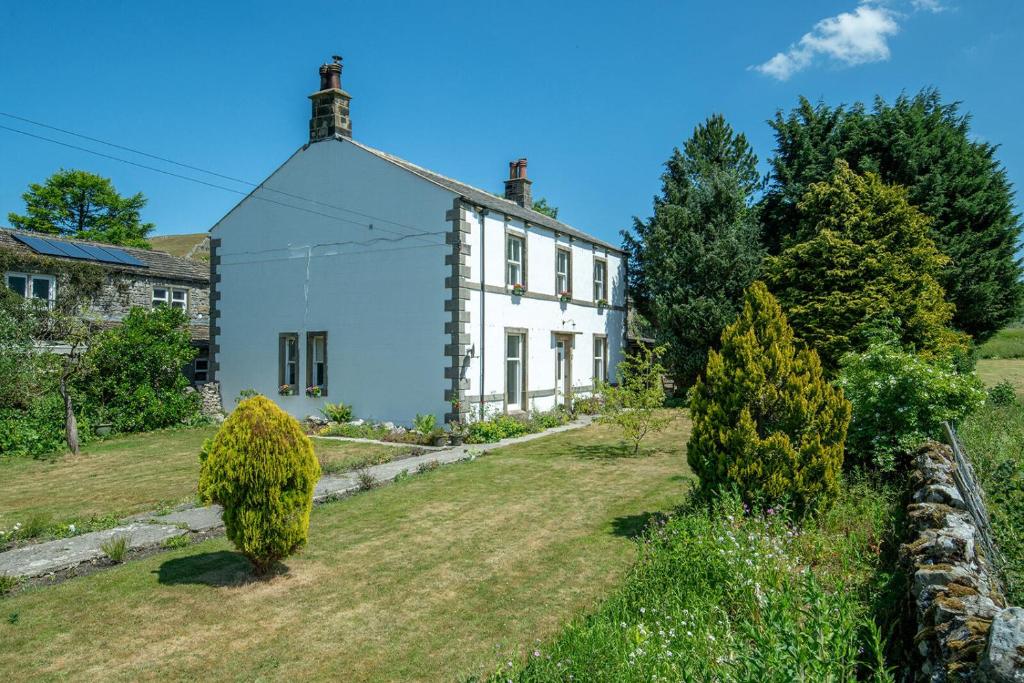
100;245;148;267
10;233;148;268
12;234;68;258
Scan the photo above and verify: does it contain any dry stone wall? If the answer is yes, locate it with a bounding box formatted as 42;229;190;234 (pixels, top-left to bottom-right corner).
902;440;1024;682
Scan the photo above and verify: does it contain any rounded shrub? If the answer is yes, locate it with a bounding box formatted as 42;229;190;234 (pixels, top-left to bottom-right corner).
688;282;851;516
198;396;320;574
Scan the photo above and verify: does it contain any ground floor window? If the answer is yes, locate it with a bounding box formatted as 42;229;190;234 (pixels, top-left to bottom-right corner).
279;333;299;395
593;335;607;385
193;346;209;383
307;331;328;396
506;331;526;411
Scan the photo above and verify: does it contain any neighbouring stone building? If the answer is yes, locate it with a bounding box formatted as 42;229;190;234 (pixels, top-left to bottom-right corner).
1;228;212;384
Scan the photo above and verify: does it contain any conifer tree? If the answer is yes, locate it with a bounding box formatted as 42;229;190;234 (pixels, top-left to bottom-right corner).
624;114;764;388
766;160;964;371
761;90;1023;341
687;282;850;516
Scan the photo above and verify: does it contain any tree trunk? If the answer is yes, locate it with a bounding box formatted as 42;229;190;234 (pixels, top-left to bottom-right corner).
60;375;79;455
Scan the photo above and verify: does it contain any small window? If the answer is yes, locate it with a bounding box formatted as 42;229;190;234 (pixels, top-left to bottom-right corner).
556;248;571;296
306;332;328;397
153;287;187;310
279;333;299;395
6;272;55;307
171;289;187;310
506;332;525;411
193;347;209;383
506;234;524;287
593;336;608;385
593;259;607;302
152;288;169;307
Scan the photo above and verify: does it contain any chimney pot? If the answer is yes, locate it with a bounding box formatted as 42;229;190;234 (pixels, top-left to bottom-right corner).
504;157;533;208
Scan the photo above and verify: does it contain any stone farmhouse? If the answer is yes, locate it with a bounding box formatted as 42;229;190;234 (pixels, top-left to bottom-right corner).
0;228;211;384
210;57;627;424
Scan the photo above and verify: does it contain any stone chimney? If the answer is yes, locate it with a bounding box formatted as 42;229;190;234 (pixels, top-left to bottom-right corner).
504;158;533;208
309;55;352;142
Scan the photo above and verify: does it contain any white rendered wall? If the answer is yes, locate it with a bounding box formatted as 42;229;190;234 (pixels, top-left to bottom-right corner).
212;139;454;425
461;207;626;419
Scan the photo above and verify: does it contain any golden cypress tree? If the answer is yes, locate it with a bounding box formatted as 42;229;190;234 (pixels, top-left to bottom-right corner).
687;282;851;515
199;396;320;574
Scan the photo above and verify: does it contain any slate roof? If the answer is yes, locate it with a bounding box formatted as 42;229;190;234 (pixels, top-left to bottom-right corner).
0;229;209;284
348;139;624;254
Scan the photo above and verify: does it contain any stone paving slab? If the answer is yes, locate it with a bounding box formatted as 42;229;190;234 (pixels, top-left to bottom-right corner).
0;523;187;578
0;415;594;580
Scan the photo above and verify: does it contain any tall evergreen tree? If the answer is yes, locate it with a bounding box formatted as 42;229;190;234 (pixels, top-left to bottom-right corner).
766;161;964;371
761;89;1023;342
624;114;764;388
8;169;154;248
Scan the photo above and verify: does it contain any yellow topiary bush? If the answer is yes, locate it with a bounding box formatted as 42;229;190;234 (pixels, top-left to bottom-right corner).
687;282;851;516
198;395;320;574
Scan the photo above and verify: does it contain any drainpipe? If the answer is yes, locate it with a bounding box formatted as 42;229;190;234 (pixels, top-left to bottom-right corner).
478;207;488;420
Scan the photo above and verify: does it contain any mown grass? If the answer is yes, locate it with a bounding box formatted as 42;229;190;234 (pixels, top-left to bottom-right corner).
0;427;412;540
0;411;692;681
959;400;1024;603
977;326;1024;359
976;358;1024;397
493;477;901;681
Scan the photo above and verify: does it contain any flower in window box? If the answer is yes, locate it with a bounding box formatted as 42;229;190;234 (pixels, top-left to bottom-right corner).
596;298;609;308
559;290;572;304
306;386;322;398
279;384;294;396
511;283;526;297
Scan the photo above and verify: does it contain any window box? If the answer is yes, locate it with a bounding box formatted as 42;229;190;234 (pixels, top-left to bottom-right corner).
559;290;571;304
511;283;526;297
596;298;608;309
306;386;323;398
279;384;295;396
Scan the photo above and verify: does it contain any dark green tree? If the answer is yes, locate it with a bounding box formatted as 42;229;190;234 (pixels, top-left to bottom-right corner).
532;198;559;219
624;114;764;388
8;169;154;248
761;90;1023;342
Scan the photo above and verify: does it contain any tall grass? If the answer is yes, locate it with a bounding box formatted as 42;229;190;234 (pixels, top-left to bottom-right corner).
491;485;898;682
977;326;1024;359
958;400;1024;602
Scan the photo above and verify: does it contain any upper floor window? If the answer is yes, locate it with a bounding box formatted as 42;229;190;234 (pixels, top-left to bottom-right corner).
506;234;524;287
593;259;607;302
556;248;571;296
153;287;188;311
5;272;55;307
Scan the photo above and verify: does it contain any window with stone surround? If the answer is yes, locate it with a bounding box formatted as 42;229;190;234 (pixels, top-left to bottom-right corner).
556;248;571;296
278;333;299;395
593;258;607;302
506;233;524;287
593;335;608;385
306;332;328;396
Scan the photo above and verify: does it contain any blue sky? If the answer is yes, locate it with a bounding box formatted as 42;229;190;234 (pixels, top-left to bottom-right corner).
0;0;1021;247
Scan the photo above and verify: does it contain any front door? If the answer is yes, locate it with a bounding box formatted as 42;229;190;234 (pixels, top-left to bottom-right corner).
555;336;572;410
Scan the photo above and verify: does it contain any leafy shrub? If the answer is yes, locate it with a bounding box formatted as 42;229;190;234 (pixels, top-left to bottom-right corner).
320;401;353;423
989;380;1018;407
198;396;321;574
79;306;200;433
837;341;986;471
0;392;91;459
598;344;670;454
528;408;570;431
572;395;602;415
161;534;190;550
413;413;437;435
355;468;377;491
320;422;388;440
466;414;530;444
100;534;130;563
688;282;850;516
497;493;891;681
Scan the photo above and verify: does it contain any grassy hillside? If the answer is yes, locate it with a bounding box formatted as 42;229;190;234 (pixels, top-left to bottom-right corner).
978;326;1024;359
150;233;208;260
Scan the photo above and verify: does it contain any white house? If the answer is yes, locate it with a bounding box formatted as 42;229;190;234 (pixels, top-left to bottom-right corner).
210;57;626;424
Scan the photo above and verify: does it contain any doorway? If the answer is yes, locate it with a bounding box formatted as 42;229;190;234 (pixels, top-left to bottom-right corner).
554;334;573;410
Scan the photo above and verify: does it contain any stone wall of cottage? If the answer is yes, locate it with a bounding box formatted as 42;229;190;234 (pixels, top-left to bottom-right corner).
901;440;1024;682
87;272;209;326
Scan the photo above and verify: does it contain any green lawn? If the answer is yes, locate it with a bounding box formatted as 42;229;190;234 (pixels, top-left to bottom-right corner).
0;411;692;681
0;427;412;530
976;358;1024;396
977;326;1024;359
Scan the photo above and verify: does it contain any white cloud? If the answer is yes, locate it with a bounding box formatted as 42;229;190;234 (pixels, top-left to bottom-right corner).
911;0;945;12
753;4;901;81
